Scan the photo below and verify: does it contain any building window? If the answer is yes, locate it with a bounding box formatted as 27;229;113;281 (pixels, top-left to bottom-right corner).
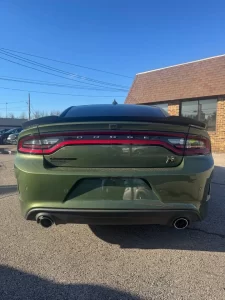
181;99;217;131
154;103;168;112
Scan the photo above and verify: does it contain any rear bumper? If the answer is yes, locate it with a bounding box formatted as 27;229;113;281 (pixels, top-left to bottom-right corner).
15;154;214;224
7;139;16;144
26;206;207;225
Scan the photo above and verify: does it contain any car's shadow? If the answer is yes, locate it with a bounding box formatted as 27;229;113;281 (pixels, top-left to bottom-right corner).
89;166;225;252
0;265;140;300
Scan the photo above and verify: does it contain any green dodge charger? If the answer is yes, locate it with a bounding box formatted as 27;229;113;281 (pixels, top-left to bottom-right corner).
14;104;214;229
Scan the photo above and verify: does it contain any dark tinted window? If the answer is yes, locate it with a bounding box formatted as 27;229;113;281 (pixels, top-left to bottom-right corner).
63;104;166;118
181;100;198;120
181;99;217;131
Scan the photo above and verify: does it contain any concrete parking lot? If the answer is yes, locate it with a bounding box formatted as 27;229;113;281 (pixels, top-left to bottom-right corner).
0;153;225;300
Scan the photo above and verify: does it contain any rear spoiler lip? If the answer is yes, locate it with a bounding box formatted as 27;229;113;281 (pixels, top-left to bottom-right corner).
22;115;206;130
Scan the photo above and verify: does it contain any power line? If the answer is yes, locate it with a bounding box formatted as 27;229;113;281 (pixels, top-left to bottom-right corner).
0;49;130;89
0;55;128;91
0;101;25;104
0;86;125;97
1;47;133;78
28;93;31;120
30;103;35;115
4;109;27;111
0;49;129;88
0;106;27;110
0;75;128;92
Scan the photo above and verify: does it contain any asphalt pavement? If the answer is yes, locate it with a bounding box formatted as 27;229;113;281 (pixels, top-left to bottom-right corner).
0;153;225;300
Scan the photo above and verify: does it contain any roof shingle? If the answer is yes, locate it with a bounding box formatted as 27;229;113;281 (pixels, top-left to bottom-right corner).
0;118;27;127
125;55;225;104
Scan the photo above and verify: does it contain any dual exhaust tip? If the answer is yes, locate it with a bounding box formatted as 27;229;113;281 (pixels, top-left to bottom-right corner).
36;214;189;229
173;218;189;230
36;215;54;228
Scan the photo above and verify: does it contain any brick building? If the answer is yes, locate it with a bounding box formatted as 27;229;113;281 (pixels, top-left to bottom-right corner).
125;55;225;152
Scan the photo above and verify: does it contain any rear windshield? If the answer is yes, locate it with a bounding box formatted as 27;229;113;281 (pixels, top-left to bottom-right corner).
62;104;167;118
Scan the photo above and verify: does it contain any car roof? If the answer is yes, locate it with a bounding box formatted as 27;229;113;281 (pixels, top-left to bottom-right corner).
61;104;167;118
23;104;206;129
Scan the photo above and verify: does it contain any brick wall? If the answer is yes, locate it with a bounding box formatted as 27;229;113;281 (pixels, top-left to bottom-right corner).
208;97;225;152
168;101;180;116
167;97;225;153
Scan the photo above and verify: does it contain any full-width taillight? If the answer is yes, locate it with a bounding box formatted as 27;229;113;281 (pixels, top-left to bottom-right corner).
17;131;211;156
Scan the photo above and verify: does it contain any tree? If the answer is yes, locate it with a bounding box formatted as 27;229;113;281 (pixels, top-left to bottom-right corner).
31;110;61;119
50;110;61;116
32;110;47;119
8;113;15;119
19;112;27;119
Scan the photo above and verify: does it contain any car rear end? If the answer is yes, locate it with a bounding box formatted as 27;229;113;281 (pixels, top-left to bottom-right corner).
0;129;11;144
7;133;17;144
14;105;214;228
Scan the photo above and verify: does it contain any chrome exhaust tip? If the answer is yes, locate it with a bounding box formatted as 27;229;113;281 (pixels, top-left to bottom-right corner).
173;218;189;230
36;215;54;228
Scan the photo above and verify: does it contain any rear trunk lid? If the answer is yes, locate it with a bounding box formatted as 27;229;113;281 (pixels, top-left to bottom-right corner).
37;121;189;168
21;104;206;168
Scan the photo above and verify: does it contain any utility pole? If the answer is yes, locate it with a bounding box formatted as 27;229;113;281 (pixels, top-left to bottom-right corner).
28;93;31;120
6;102;8;118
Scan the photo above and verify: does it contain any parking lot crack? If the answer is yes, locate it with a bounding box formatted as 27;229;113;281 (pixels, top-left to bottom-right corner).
187;227;225;239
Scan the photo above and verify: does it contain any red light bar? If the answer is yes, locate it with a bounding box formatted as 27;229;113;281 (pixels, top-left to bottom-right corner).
18;131;210;156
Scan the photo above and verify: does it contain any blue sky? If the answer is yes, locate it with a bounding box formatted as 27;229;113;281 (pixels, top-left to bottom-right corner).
0;0;225;117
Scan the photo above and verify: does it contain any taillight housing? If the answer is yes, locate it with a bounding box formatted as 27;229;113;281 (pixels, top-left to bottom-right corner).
18;136;61;154
17;131;211;156
184;134;211;155
169;134;211;155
